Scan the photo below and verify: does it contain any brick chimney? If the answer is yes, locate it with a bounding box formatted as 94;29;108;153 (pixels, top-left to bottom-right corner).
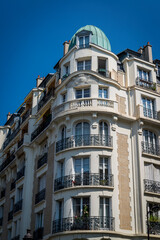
143;42;153;63
63;41;70;56
36;75;43;87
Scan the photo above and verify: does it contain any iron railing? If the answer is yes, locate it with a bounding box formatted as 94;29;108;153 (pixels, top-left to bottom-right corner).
3;126;20;149
136;77;156;91
10;179;16;191
148;221;160;235
14;199;23;213
142;141;160;156
144;179;160;194
0;189;5;198
18;138;24;148
56;134;112;153
22;109;31;123
143;108;158;120
35;189;45;204
8;210;13;221
38;88;54;111
16;166;25;181
54;173;114;192
53;216;115;233
31;114;52;141
33;227;43;240
0;153;15;172
98;69;110;78
37;153;47;169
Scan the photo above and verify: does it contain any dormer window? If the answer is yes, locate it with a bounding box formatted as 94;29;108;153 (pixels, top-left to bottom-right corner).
76;30;92;49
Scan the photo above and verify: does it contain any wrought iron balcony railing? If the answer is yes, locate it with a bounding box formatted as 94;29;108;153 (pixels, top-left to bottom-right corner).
54;173;114;192
37;153;47;169
136;77;156;91
52;216;115;233
22;109;31;123
56;134;112;153
3;126;20;149
144;179;160;194
143;108;158;120
16;166;25;181
33;227;43;240
0;189;6;198
10;179;16;191
38;88;54;111
0;153;15;172
98;69;110;78
14;199;23;213
8;210;13;221
35;189;45;204
142;141;160;156
31;114;52;141
148;221;160;235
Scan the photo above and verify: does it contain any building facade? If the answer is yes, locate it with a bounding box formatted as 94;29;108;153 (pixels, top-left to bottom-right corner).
0;25;160;240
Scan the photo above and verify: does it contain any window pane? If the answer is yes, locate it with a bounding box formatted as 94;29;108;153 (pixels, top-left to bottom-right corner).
75;123;82;136
85;60;91;70
76;89;82;99
73;198;81;217
79;37;83;48
84;88;90;98
83;158;89;173
75;159;81;173
99;88;102;98
103;89;108;98
77;61;83;71
85;36;89;47
83;122;90;135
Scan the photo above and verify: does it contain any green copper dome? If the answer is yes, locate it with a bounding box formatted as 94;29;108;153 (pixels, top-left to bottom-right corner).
68;25;111;51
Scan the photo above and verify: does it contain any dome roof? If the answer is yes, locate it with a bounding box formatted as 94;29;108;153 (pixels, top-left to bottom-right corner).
68;25;111;51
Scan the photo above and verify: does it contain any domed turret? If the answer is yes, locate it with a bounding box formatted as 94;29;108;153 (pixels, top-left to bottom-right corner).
68;25;111;51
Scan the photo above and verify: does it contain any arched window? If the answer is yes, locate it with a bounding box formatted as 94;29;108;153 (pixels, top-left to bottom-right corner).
75;122;90;146
61;126;66;141
99;121;109;146
142;130;158;155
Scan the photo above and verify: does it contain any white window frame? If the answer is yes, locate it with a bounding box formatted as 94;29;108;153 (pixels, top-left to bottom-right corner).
75;88;90;99
36;211;44;230
73;197;90;217
99;87;108;98
77;60;91;71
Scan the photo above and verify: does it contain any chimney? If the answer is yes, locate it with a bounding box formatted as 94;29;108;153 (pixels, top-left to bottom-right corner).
36;75;43;87
138;46;143;54
63;41;69;56
143;42;153;63
7;112;11;121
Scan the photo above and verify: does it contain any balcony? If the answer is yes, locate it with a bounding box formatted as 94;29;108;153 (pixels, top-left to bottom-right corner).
148;221;160;235
0;153;15;172
33;227;43;240
62;73;70;82
14;199;23;213
37;153;47;169
143;108;158;120
38;88;54;111
31;114;52;141
35;189;45;204
3;126;20;149
0;188;5;198
53;98;116;119
98;69;110;78
8;210;13;221
22;109;31;123
56;134;113;153
52;216;115;233
136;77;156;91
0;217;3;226
17;137;24;148
10;179;16;191
142;142;160;156
144;179;160;194
16;166;25;181
54;173;114;192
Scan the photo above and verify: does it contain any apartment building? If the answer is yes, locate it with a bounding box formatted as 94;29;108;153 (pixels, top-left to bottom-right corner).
0;25;160;240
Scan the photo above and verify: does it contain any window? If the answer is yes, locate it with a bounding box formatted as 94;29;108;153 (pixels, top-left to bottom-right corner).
138;69;150;82
99;197;111;228
99;87;108;98
75;122;90;146
62;93;66;103
14;219;21;237
78;35;89;48
8;228;12;240
142;97;156;119
99;121;108;136
40;140;47;155
10;197;14;211
0;205;4;219
99;157;110;185
73;197;89;217
74;157;89;185
38;175;46;192
145;164;160;182
143;130;156;145
17;187;23;201
98;59;108;77
36;211;43;230
142;130;158;155
76;88;90;99
66;65;69;75
148;202;160;223
77;60;91;71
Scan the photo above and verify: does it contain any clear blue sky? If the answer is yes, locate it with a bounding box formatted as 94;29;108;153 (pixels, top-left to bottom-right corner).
0;0;160;125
